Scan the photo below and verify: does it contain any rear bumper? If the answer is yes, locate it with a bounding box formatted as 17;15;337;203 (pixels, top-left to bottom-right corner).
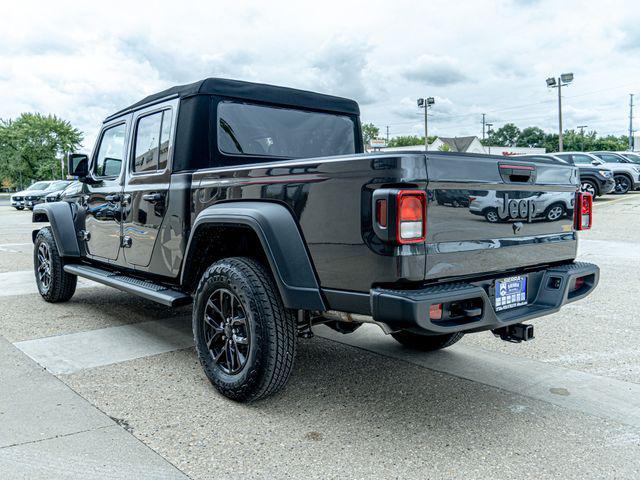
371;261;599;335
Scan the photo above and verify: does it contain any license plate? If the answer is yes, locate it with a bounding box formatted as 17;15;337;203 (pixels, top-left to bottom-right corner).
495;275;527;311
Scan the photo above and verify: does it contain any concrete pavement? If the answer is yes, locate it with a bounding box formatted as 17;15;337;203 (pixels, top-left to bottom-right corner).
0;194;639;478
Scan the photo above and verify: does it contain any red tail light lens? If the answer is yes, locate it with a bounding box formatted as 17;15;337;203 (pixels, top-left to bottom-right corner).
429;303;443;320
397;190;426;243
575;192;593;230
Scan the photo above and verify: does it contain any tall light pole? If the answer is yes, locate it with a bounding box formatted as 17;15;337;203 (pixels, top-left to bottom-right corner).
546;73;574;152
482;113;486;141
577;125;588;151
417;97;435;151
629;94;634;151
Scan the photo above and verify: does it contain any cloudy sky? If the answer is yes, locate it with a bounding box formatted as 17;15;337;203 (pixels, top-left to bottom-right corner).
1;0;639;150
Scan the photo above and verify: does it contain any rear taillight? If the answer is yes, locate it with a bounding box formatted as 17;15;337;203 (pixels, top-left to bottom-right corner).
375;199;388;228
574;192;593;230
397;190;427;244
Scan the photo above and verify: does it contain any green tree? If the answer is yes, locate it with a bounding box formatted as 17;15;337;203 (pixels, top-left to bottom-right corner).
516;127;545;148
362;123;380;146
487;123;521;147
0;113;82;189
387;135;437;148
438;143;451;151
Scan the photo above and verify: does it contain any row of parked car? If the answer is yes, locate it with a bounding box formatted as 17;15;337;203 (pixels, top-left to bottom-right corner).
10;180;81;210
518;151;640;197
8;151;640;213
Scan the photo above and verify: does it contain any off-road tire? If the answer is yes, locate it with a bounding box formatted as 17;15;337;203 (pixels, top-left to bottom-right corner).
192;257;297;402
34;227;77;303
391;331;464;351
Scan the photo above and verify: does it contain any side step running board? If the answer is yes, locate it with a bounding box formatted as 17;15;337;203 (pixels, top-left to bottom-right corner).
64;264;191;307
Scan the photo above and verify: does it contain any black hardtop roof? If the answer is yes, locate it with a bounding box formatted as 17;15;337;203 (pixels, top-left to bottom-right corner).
105;77;360;122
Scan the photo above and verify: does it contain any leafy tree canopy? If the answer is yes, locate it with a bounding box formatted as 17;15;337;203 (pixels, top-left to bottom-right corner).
0;113;82;190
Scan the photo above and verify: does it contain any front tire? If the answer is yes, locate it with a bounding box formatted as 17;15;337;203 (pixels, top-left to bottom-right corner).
391;331;464;351
192;257;297;402
14;206;24;211
34;227;77;302
614;175;631;195
581;180;598;197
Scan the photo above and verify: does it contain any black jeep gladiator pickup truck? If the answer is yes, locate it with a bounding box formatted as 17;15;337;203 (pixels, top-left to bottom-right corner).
32;78;599;401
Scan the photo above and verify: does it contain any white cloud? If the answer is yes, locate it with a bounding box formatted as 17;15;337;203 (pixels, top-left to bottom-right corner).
0;0;639;148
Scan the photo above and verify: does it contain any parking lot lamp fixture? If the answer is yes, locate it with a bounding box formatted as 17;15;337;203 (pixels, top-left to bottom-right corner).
417;97;435;151
546;73;574;152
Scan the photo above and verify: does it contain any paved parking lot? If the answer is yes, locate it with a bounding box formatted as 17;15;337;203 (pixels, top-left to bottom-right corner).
1;194;639;479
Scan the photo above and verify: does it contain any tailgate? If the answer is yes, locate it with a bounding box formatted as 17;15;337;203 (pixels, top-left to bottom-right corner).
425;154;580;280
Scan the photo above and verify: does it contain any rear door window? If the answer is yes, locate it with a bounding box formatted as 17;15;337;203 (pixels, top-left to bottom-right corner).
217;101;356;159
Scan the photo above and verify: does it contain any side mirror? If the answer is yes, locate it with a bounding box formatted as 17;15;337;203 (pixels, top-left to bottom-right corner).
67;153;90;181
591;160;602;166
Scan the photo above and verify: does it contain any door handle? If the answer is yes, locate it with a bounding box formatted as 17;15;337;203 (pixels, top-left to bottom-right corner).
105;194;121;202
142;193;164;203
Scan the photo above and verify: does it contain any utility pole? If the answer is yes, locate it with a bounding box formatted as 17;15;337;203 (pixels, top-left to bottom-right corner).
417;97;435;151
386;125;389;144
577;125;588;151
629;94;634;151
546;73;574;152
482;113;486;141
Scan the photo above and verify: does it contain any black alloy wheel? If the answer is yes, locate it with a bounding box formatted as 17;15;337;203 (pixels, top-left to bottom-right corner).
614;175;631;195
36;242;52;294
203;288;251;375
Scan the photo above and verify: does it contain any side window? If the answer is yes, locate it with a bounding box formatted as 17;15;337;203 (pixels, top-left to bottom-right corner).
159;110;172;171
133;110;172;173
573;155;593;164
601;154;620;163
95;124;126;177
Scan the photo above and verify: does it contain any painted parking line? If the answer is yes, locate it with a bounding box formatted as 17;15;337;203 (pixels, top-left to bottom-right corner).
317;324;640;429
14;317;193;374
0;270;98;297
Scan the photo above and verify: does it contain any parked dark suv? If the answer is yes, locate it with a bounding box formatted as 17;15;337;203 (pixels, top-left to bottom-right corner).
550;153;616;196
31;78;599;402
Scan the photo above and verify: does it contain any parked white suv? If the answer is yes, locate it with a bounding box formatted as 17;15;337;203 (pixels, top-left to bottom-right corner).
469;190;574;223
573;151;640;194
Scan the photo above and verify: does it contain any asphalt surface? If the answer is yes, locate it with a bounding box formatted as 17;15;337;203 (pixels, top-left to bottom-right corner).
1;194;639;479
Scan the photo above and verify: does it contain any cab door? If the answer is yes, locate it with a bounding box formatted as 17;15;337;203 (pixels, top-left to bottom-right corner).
122;103;175;267
84;120;129;261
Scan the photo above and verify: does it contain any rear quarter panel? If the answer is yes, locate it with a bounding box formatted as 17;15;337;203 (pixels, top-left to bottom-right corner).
190;154;428;292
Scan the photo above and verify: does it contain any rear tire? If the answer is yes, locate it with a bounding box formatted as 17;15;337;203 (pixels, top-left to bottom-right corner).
34;227;77;303
484;208;500;223
544;203;565;221
391;331;464;351
192;257;297;402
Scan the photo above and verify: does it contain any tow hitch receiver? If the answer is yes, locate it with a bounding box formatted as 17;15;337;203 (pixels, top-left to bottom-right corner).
493;323;534;343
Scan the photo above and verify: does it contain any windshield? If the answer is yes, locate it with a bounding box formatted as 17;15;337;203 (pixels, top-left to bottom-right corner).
217;101;357;160
45;181;71;191
27;181;51;191
621;153;640;164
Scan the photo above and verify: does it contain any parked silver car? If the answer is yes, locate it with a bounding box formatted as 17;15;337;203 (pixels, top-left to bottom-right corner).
10;181;52;210
556;151;640;194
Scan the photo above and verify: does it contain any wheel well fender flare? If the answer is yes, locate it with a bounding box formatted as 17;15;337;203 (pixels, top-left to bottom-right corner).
31;203;81;257
182;202;325;311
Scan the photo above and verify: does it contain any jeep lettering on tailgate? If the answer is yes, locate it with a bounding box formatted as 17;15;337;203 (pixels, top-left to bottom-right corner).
497;194;536;222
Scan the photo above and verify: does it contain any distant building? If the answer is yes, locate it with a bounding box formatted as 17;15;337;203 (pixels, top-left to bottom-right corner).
380;135;545;155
